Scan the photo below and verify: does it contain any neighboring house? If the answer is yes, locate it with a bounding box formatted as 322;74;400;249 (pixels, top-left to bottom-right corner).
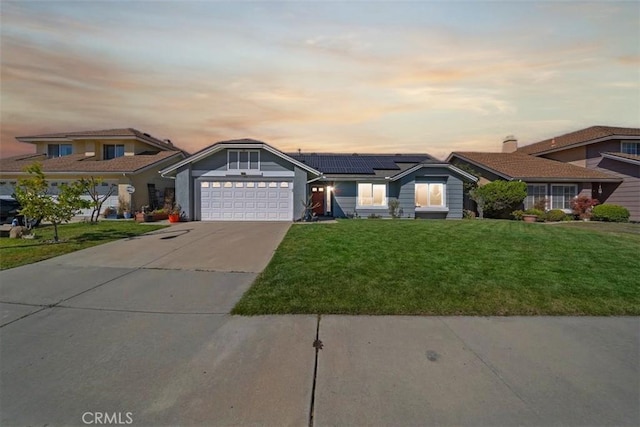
159;139;477;221
0;128;187;214
447;125;640;221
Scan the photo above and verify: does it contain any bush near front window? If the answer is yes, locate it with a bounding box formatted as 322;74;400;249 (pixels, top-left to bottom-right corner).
545;209;570;222
591;204;630;223
471;180;527;219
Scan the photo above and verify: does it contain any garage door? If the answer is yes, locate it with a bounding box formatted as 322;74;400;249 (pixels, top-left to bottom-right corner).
200;181;293;221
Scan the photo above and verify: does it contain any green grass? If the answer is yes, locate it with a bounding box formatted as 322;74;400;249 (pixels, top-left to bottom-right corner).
232;220;640;316
0;221;167;270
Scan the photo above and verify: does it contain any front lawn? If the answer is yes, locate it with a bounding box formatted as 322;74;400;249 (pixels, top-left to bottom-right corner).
232;220;640;315
0;221;167;270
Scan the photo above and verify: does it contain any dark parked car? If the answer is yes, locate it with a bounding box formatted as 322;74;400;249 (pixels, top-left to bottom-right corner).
0;196;40;227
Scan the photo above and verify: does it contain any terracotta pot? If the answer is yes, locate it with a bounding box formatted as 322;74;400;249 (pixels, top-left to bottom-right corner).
523;214;538;223
168;214;180;223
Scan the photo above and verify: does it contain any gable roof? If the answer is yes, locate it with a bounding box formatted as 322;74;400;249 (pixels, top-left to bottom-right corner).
448;152;622;182
159;139;321;176
16;128;183;153
517;126;640;156
0;151;184;175
287;153;435;175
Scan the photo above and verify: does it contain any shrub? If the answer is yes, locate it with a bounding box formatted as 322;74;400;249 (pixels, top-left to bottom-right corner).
463;209;476;219
524;208;545;217
544;209;568;222
367;213;382;219
570;195;599;220
470;181;527;219
511;210;524;221
388;199;400;219
591;204;630;222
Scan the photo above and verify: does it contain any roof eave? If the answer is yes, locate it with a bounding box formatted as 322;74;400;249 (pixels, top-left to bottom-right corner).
517;177;623;183
520;134;640;156
601;153;640;165
447;153;514;180
390;162;478;182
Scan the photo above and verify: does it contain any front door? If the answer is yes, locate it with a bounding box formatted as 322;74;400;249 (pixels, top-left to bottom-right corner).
311;186;325;216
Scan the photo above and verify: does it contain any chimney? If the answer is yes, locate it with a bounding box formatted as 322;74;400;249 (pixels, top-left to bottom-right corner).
502;135;518;153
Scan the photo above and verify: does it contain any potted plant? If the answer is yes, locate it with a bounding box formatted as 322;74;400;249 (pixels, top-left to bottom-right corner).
169;203;181;223
151;208;167;221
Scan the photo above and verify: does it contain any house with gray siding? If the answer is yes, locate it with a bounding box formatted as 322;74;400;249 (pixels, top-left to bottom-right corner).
159;139;477;221
517;126;640;221
447;126;640;221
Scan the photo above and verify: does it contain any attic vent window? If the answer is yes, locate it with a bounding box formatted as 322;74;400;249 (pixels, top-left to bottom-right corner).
228;150;259;171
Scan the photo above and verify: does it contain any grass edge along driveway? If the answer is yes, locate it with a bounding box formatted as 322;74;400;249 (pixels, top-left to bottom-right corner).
0;221;167;270
233;220;640;316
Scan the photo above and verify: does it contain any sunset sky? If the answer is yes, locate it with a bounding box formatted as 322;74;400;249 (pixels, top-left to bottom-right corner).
1;1;639;159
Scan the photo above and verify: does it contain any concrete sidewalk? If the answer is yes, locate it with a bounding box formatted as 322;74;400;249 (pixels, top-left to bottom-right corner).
314;316;639;427
1;222;638;426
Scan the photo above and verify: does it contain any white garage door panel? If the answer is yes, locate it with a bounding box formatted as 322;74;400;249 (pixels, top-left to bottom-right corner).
200;181;293;221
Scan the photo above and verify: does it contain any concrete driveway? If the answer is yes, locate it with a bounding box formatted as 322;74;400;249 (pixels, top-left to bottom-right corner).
1;221;639;426
1;222;318;426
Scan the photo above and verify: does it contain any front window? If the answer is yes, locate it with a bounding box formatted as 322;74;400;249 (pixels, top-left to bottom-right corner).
103;144;124;160
525;184;547;210
621;142;639;155
415;183;445;208
551;184;577;210
47;144;72;158
228;150;259;170
358;183;387;207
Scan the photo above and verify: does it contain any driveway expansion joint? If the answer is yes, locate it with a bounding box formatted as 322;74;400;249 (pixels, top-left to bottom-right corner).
308;314;322;427
54;305;230;315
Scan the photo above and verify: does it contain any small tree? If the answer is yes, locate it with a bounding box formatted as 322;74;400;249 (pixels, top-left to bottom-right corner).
570;195;599;220
470;180;527;219
300;195;320;221
80;177;116;222
14;163;90;242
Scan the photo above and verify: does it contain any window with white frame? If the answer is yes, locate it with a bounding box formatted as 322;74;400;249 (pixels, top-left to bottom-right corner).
415;183;445;208
525;184;546;210
551;184;577;210
357;183;387;207
228;150;259;170
47;144;73;158
621;142;639;155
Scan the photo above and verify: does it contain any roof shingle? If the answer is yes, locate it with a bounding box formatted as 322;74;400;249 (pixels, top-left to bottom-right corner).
517;126;640;155
451;152;621;181
0;151;182;174
16;128;180;152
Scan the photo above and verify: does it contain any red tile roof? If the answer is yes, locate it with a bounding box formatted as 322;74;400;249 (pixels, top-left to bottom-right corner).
451;152;621;182
0;151;183;174
517;126;640;155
